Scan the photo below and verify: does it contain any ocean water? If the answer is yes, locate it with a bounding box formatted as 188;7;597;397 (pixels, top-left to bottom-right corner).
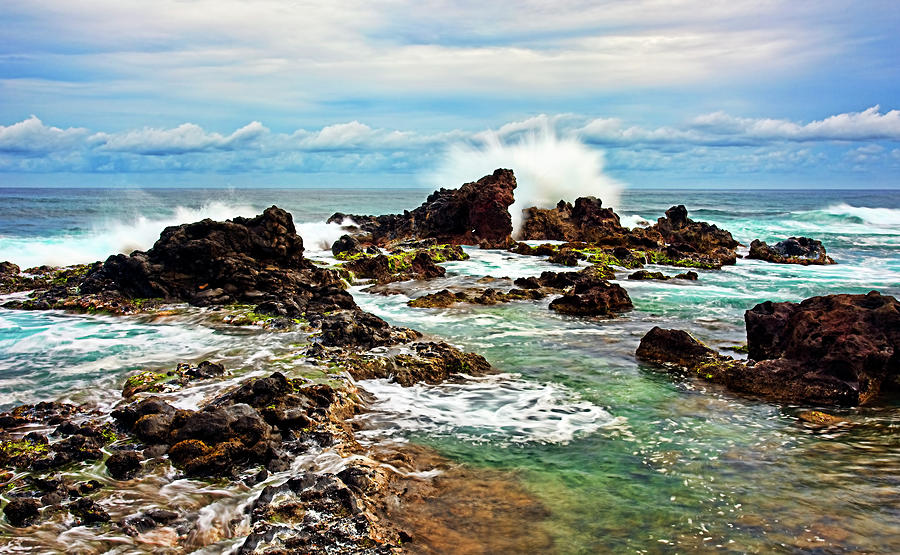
1;187;899;553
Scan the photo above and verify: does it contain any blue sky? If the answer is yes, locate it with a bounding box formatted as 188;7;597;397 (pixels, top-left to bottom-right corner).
1;0;899;188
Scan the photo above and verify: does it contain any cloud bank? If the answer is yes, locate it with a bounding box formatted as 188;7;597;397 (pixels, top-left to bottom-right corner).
1;107;899;183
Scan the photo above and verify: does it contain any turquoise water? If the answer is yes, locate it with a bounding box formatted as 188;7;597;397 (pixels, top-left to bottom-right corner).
1;187;899;552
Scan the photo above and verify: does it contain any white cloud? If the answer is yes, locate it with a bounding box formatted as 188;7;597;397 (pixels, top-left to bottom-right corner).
0;116;89;154
93;121;268;155
579;107;900;146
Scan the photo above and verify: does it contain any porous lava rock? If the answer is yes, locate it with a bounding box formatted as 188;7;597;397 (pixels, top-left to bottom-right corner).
549;277;633;316
748;237;835;265
522;197;663;248
637;291;900;405
79;206;352;316
652;205;738;262
329;169;517;248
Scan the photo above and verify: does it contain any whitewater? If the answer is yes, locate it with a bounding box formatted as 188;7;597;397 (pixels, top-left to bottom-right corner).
0;183;899;552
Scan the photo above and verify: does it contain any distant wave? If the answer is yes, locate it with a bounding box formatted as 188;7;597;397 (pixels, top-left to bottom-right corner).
793;203;900;228
0;201;258;268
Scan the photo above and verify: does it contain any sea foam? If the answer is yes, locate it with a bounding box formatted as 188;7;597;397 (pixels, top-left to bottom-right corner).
355;373;622;446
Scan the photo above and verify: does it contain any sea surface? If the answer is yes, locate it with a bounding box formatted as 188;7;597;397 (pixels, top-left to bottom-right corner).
1;187;899;553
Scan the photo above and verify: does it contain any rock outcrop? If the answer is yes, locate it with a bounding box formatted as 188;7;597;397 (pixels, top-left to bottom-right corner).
521;197;662;247
329;169;517;248
637;291;900;405
748;237;835;265
548;276;633;316
77;206;352;316
651;205;739;265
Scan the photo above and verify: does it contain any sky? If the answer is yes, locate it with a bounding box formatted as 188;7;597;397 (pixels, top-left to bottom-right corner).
1;0;900;189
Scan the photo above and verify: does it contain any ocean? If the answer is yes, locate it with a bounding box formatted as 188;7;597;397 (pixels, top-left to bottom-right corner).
1;186;899;552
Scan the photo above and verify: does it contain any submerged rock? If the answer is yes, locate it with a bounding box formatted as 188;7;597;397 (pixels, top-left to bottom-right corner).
637;291;900;405
329;168;517;248
748;236;835;265
106;451;142;480
342;341;492;386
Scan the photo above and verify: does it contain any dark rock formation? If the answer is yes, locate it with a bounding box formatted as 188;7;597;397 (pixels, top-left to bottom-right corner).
522;197;662;248
549;277;633;316
68;497;110;525
627;270;699;281
637;291;900;405
628;270;669;280
112;371;357;478
340;244;467;285
78;206;352;316
106;451;142;480
636;327;719;368
744;291;899;404
748;237;835;265
329;169;517;248
652;205;738;263
342;342;492;386
408;287;544;308
331;234;363;257
4;497;40;527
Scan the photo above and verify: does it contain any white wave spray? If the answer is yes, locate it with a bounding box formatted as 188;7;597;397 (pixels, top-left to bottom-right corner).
0;201;258;268
426;124;623;236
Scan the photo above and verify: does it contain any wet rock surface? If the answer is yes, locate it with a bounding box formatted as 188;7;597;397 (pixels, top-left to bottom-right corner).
329;168;517;248
748;236;835;265
637;291;900;405
548;276;633;316
522;197;663;247
340;244;467;285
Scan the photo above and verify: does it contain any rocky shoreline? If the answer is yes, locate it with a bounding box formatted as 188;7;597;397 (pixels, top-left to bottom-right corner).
0;168;894;552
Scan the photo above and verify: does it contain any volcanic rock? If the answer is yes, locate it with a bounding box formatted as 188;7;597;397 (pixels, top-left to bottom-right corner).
549;277;633;316
4;498;40;527
748;237;835;265
79;206;352;316
522;197;663;247
106;451;142;480
328;169;517;248
637;291;900;405
652;205;738;261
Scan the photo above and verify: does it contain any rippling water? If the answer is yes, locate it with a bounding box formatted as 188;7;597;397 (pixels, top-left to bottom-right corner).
0;187;899;553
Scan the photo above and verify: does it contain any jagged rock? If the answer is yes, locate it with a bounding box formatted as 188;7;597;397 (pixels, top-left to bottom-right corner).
112;371;358;478
522;197;663;247
744;291;900;404
652;205;738;263
4;498;40;527
549;277;633;316
314;311;420;349
67;497;110;525
329;169;517;248
628;270;670;280
637;291;900;405
748;237;835;265
675;271;698;280
78;206;352;316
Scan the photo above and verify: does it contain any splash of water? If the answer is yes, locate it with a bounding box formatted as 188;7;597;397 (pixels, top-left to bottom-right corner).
0;201;259;268
427;124;623;236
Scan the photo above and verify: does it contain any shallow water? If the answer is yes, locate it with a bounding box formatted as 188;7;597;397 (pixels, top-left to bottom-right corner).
0;187;899;552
